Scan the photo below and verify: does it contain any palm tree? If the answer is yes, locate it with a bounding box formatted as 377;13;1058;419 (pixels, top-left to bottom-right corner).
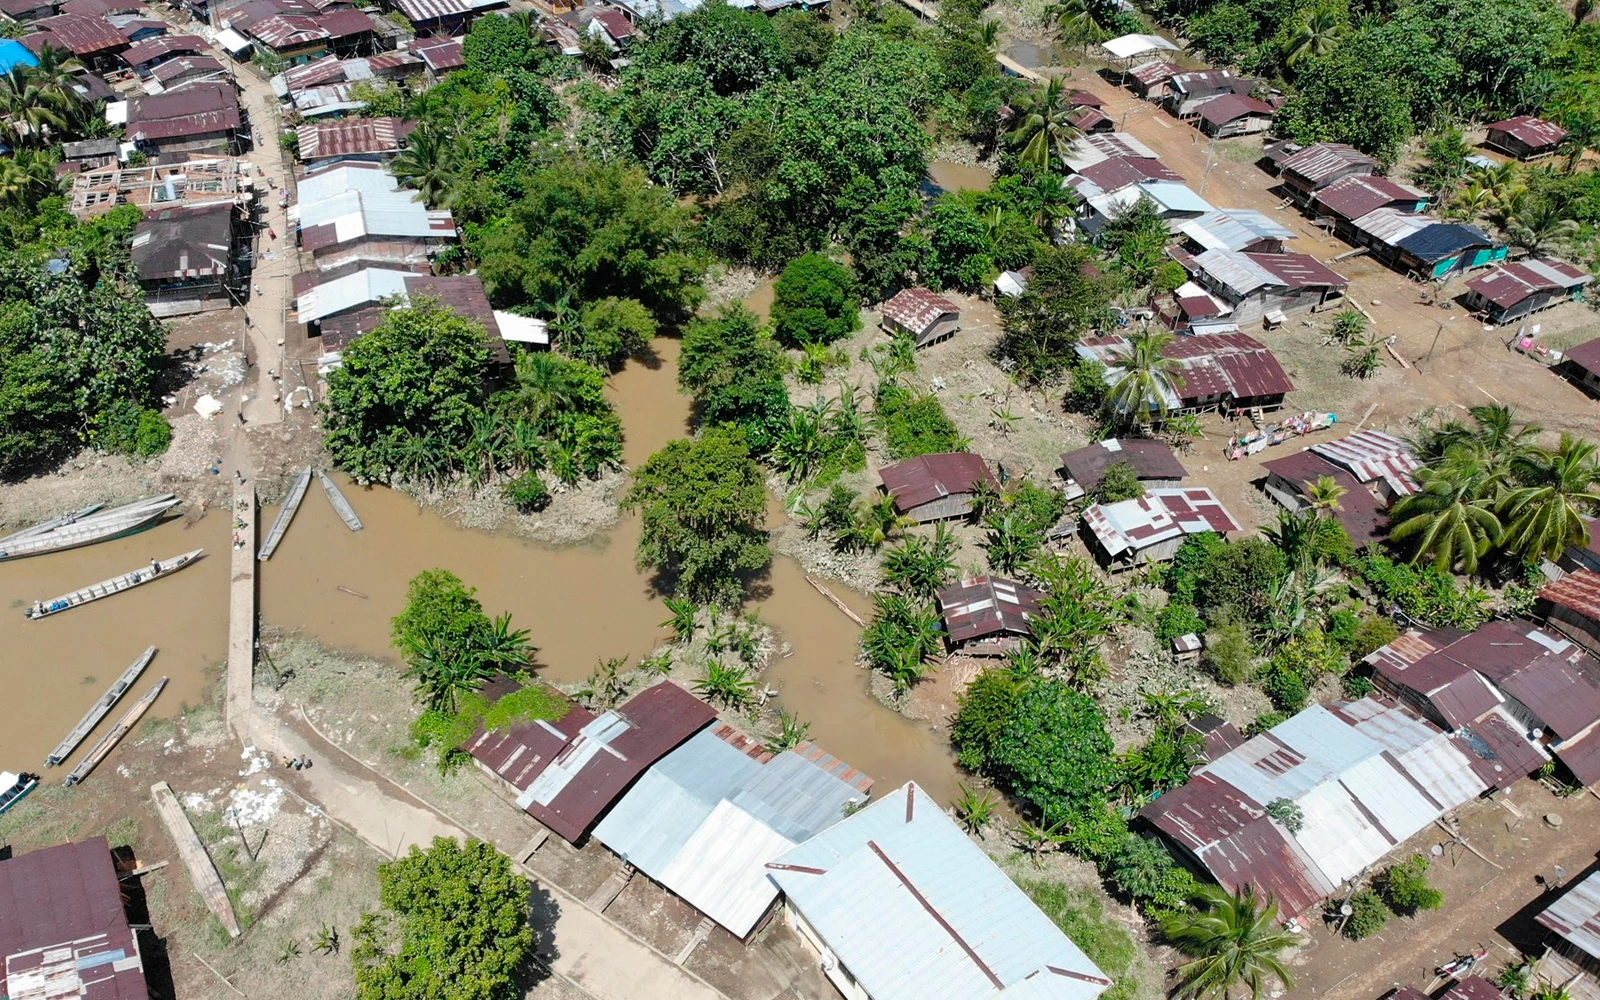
1449;179;1496;220
882;525;959;601
1303;475;1347;515
1505;198;1581;253
984;513;1038;574
694;662;756;708
840;494;912;551
0;64;67;146
472;612;537;672
1161;885;1296;1000
1559;114;1600;174
1499;434;1600;563
1463;402;1542;481
1007;77;1082;177
1014;816;1069;866
953;784;998;836
1388;449;1503;574
1105;330;1184;430
1283;7;1349;67
1046;0;1113;48
392;123;466;208
401;636;490;714
660;596;699;645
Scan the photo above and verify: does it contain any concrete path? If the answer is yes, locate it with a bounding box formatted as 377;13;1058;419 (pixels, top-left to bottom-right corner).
224;483;256;741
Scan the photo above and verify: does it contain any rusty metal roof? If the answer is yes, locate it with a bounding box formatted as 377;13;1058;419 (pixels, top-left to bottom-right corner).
1197;93;1274;126
879;453;996;511
122;33;206;66
28;12;123;54
936;575;1043;643
1486;115;1568;150
1278;142;1377;186
1313;175;1429;221
1542;569;1600;624
410;34;462;71
1500;651;1600;740
1250;251;1348;290
1466;257;1591;309
1555;728;1600;785
1127;59;1179;85
881;287;958;336
1438;977;1509;1000
1309;430;1420;495
1060;438;1186;490
296;116;410;159
0;838;147;1000
1537;868;1600;960
1082;487;1238;557
1456;707;1548;789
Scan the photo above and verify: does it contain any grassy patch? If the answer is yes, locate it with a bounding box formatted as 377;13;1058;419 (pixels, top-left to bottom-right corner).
876;384;965;459
0;785;82;847
1020;878;1140;1000
192;808;262;930
101;815;140;851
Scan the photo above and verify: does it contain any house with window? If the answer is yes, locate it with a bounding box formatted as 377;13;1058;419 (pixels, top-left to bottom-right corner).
1277;142;1378;207
1174;248;1347;326
1462;257;1590;323
1485;115;1568;160
1126;59;1180;99
116;81;242;156
132;202;244;316
1195;93;1275;138
1081;487;1240;568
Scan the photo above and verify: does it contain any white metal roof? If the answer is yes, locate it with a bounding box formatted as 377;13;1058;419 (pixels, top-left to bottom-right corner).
1062;131;1158;171
593;728;871;938
1538;869;1600;960
1101;32;1180;58
1194;248;1282;297
294;267;410;322
494;311;549;345
768;783;1110;1000
1180;209;1296;252
215;26;252;53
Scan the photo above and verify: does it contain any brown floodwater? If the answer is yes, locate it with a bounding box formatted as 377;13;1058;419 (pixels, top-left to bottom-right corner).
0;510;231;769
3;336;964;802
742;278;776;322
926;160;996;194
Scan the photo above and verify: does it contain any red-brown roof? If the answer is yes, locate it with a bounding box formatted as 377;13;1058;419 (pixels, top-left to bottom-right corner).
1312;175;1429;221
0;838;148;1000
1248;251;1349;290
881;286;959;335
1499;650;1600;740
1465;257;1591;309
1459;711;1547;789
1438;977;1508;1000
1554;728;1600;786
1278;142;1377;186
1078;155;1183;192
936;575;1043;642
1486;115;1568;151
410;33;462;71
1565;336;1600;376
879;453;997;511
1068;88;1104;107
1061;438;1186;490
127;81;241;142
296;116;412;159
1542;569;1600;627
1197;93;1274;127
1259;449;1388;545
1128;59;1180;85
122;33;206;66
27;12;123;54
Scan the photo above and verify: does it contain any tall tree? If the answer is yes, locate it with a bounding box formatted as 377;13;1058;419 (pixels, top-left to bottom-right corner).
1104;330;1184;430
1388;449;1503;574
678;305;792;450
1006;77;1082;175
1161;885;1296;1000
624;428;771;606
1283;6;1349;67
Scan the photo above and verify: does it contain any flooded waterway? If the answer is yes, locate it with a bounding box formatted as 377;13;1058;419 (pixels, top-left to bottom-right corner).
926;160;996;194
2;337;963;802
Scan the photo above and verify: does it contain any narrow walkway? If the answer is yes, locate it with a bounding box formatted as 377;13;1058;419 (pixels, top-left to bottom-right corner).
224;483;255;743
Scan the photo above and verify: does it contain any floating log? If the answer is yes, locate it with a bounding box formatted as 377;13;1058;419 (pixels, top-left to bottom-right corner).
65;677;166;787
337;585;368;599
150;780;241;939
805;575;868;627
318;470;362;531
0;495;179;561
26;550;203;620
46;646;157;767
0;502;105;545
257;466;312;560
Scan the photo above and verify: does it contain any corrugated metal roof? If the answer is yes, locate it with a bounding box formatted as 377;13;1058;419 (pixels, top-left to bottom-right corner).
1078;331;1292;408
1350;207;1431;247
1060;438;1186;490
1466;257;1591;308
1457;706;1549;789
1542;568;1600;625
1062;131;1159;171
295;163;455;248
1397;222;1495;263
1144;698;1486;917
937;576;1043;642
411;34;463;71
1310;430;1420;495
1313;175;1429;221
0;838;148;1000
1083;487;1237;556
29;13;124;54
1438;977;1508;1000
1537;869;1600;960
295;266;410;321
1197;93;1274;126
123;34;206;67
1566;336;1600;375
1500;651;1600;739
1179;209;1293;252
1126;58;1179;85
297;116;409;159
1139;180;1212;215
879;453;997;511
593;727;870;937
1250;251;1348;289
1194;249;1280;296
1554;728;1600;785
767;782;1112;1000
1077;156;1181;194
1279;142;1376;186
125;81;240;142
881;287;958;335
1486;115;1568;150
132;202;234;280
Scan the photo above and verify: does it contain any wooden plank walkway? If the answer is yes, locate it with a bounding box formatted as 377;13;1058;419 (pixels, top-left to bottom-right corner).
225;484;256;742
150;780;241;939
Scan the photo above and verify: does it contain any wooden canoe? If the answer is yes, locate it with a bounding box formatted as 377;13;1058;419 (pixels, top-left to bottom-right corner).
258;466;312;560
25;549;203;620
46;646;157;767
0;495;179;562
318;470;363;531
0;503;105;545
65;677;166;787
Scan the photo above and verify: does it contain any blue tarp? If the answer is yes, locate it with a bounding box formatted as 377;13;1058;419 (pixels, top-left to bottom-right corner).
0;40;39;73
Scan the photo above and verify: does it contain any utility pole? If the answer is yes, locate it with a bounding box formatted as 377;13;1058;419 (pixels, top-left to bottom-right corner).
1422;318;1449;371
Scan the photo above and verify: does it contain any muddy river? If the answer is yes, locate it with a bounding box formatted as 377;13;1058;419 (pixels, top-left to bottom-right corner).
1;338;962;802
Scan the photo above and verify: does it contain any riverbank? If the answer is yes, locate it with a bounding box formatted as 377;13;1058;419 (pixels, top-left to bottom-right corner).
395;469;627;547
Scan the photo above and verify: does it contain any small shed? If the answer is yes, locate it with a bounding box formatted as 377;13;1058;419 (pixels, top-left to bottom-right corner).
1167;69;1243;117
1538;569;1600;658
1195;93;1274;138
878;452;999;522
1561;336;1600;397
880;287;959;347
1126;59;1181;100
1462;256;1590;323
1059;437;1186;500
1536;869;1600;977
1484;115;1568;160
1081;487;1240;568
935;575;1044;656
1172;632;1202;663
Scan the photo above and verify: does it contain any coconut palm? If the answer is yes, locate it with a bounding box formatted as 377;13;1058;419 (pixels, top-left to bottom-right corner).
1006;77;1082;177
984;513;1039;575
840;494;913;551
1449;179;1497;220
1303;475;1347;515
472;612;537;672
1464;402;1542;481
1105;329;1184;429
1498;434;1600;563
1283;6;1349;67
1505;198;1581;253
1388;448;1503;574
392;123;467;208
1161;885;1297;1000
0;65;68;146
1046;0;1113;47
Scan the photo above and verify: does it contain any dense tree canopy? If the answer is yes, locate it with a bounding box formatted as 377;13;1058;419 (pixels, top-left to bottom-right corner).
678;305;792;450
624;428;771;606
770;253;860;348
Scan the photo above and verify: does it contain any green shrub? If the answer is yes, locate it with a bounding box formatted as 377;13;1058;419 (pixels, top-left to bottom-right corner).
1381;854;1443;915
951;667;1023;770
1247;711;1288;735
1064;357;1109;414
1341;888;1393;940
875;384;963;459
1092;461;1145;504
503;471;550;513
1349;615;1401;659
1266;798;1304;834
771;252;860;348
1203;621;1255;685
1156;601;1204;643
93;399;172;457
1167;532;1228;606
1262;664;1309;712
1356;551;1490;629
1342;671;1375;698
